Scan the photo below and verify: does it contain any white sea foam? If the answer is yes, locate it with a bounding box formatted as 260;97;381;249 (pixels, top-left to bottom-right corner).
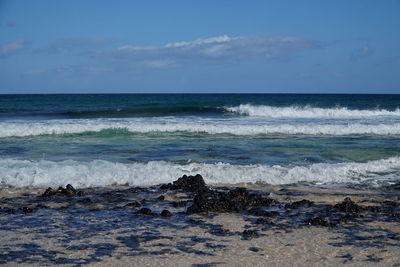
1;157;399;188
226;104;400;118
1;118;400;137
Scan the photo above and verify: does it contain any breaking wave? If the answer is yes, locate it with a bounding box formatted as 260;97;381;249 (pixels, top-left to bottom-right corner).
1;157;400;188
1;118;400;137
226;104;400;118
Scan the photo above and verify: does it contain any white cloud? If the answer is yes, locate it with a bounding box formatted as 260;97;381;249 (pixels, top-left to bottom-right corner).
92;34;318;67
0;39;26;58
27;35;320;76
165;35;232;48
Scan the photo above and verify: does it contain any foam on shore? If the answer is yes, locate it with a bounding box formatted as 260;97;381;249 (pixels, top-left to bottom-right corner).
1;157;399;188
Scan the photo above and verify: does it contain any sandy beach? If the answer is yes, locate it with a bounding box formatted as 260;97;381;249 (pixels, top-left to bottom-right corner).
1;176;399;266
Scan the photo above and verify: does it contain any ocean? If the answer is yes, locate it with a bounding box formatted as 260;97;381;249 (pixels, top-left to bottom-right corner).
1;93;400;189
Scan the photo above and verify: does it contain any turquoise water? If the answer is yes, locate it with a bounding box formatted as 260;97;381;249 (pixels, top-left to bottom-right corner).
0;94;399;188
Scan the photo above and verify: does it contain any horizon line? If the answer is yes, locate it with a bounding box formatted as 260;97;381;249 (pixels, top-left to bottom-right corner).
1;92;400;95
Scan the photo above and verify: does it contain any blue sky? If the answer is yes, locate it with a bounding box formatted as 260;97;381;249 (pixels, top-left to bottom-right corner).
0;0;399;93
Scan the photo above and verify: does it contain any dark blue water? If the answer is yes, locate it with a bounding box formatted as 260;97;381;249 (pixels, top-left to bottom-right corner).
1;94;399;119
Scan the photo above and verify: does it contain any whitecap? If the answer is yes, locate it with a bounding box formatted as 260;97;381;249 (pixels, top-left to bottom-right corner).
0;118;400;137
226;104;400;118
1;157;399;188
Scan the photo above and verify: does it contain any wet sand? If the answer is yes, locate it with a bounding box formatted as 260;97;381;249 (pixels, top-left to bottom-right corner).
0;178;399;266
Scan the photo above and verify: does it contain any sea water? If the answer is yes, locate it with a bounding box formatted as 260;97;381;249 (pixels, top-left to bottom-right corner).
0;94;399;188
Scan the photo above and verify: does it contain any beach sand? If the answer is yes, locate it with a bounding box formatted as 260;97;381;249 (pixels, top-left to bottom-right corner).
0;179;399;266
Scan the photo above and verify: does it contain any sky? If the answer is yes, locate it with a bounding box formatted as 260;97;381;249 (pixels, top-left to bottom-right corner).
0;0;399;94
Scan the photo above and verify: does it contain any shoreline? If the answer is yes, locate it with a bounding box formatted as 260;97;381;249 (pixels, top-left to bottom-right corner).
1;176;399;266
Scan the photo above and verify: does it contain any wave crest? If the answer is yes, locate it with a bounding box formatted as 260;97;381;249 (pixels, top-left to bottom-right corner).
1;119;400;137
1;157;399;188
226;104;400;118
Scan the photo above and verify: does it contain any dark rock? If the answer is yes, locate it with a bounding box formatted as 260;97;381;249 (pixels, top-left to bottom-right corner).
157;195;165;201
306;217;330;227
126;201;141;208
62;188;76;196
172;201;188;207
249;247;261;252
41;185;79;197
255;218;269;224
61;185;76;196
136;208;154;216
21;207;34;213
365;205;381;212
246;192;277;207
242;229;258;238
66;184;76;194
160;210;172;217
337;214;353;223
285;199;314;209
57;186;75;196
249;208;279;217
334;197;362;213
160;174;208;192
41;187;57;197
187;187;277;214
77;191;84;196
209;226;231;236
